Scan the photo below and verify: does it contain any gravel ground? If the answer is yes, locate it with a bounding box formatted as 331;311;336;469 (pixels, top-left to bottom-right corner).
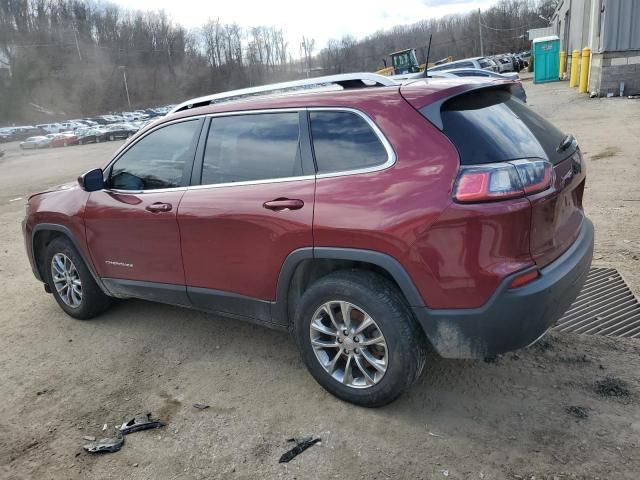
1;81;639;480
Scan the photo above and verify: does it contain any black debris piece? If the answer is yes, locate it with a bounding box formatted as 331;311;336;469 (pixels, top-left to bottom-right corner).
193;403;210;410
279;437;321;463
119;413;165;435
566;406;589;419
83;432;124;453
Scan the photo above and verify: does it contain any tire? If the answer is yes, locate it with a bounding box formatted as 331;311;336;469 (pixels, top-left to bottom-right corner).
44;237;112;320
294;270;427;407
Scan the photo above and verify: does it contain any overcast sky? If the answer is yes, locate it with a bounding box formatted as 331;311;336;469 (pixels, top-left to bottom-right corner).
114;0;499;49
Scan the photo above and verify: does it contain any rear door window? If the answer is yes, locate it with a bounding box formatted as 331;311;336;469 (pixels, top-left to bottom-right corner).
432;88;572;165
310;111;388;174
201;112;302;185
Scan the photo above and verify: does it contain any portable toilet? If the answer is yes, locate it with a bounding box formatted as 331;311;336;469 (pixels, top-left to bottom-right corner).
533;35;560;83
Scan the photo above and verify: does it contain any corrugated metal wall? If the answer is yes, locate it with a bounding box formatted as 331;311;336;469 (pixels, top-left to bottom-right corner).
603;0;640;51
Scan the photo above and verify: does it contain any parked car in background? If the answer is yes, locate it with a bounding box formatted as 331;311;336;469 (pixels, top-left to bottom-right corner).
7;127;49;142
19;136;50;149
430;56;497;72
508;54;522;72
36;123;64;134
430;68;527;102
0;128;14;142
77;128;109;144
23;73;593;407
519;50;531;66
86;117;109;125
493;55;515;73
486;58;500;72
49;132;79;147
104;123;137;140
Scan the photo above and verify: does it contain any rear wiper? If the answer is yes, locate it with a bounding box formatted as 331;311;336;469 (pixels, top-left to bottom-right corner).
557;134;576;153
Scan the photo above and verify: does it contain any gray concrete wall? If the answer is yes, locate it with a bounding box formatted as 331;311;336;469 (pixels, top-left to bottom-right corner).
589;50;640;95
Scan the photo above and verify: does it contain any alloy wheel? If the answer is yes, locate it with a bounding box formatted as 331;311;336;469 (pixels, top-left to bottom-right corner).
51;253;82;308
310;300;388;389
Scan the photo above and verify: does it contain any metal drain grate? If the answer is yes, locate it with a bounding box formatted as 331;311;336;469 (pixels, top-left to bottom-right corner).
554;268;640;338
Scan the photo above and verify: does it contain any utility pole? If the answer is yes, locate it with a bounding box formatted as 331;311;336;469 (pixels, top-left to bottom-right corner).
119;66;131;108
73;28;82;61
478;8;484;56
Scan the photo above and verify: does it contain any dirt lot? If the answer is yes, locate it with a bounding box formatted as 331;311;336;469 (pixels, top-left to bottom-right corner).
1;82;639;480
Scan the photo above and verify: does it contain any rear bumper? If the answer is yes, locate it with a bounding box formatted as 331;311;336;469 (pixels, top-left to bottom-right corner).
413;218;594;358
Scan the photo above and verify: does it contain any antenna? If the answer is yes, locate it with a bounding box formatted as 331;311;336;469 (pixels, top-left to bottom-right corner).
423;34;433;78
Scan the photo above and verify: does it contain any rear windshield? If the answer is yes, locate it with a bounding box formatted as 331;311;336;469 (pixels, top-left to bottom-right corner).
428;89;573;165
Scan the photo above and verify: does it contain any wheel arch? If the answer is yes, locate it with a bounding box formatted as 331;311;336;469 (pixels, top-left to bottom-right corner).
273;247;425;328
32;224;110;295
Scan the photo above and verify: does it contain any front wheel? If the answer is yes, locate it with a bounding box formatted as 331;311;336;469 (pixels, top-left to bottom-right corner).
294;270;427;407
44;237;112;320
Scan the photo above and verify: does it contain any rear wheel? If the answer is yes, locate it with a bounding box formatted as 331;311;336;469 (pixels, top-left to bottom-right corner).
294;270;426;407
44;237;112;320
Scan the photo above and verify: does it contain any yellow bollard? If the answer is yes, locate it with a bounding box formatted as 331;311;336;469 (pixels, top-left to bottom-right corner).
579;47;591;93
569;49;579;87
559;50;566;78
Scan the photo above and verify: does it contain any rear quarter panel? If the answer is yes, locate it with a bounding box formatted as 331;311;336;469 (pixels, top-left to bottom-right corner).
312;94;460;306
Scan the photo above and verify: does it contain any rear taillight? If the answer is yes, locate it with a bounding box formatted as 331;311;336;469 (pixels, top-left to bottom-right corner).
453;159;554;203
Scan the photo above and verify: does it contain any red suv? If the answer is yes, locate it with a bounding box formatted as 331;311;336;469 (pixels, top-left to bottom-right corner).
23;73;593;406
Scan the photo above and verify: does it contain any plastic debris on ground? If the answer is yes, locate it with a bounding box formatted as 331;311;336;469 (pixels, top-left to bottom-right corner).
83;432;124;453
119;412;165;434
279;436;321;463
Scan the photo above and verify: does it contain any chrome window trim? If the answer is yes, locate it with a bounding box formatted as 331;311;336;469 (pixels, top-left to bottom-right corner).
102;107;396;194
187;175;316;191
106;186;189;195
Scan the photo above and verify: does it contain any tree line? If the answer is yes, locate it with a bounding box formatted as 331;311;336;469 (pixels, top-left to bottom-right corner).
0;0;556;124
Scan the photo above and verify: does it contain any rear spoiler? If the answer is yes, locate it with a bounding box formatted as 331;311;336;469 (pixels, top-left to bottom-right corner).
400;80;515;130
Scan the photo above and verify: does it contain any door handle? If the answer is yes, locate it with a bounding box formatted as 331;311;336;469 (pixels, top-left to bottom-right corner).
146;202;173;213
263;198;304;211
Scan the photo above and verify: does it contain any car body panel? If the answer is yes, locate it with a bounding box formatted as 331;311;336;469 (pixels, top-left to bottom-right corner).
178;180;315;301
84;190;187;284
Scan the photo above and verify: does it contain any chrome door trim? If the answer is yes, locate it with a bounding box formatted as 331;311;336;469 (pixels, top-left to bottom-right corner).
101;106;396;194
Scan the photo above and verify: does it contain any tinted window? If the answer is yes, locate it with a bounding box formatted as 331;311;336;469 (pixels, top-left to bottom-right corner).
109;120;200;190
310;111;388;174
456;71;490;77
478;59;491;68
432;88;571;165
201;113;301;185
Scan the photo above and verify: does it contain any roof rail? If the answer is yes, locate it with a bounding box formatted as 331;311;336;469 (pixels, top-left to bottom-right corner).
170;73;397;114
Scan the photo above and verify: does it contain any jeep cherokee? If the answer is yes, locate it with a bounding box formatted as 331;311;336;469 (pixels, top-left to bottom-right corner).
22;73;594;407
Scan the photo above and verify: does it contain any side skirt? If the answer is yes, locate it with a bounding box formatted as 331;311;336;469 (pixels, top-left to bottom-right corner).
101;278;285;331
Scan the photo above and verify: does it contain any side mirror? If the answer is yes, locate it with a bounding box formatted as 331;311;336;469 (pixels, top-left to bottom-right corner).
78;168;105;192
